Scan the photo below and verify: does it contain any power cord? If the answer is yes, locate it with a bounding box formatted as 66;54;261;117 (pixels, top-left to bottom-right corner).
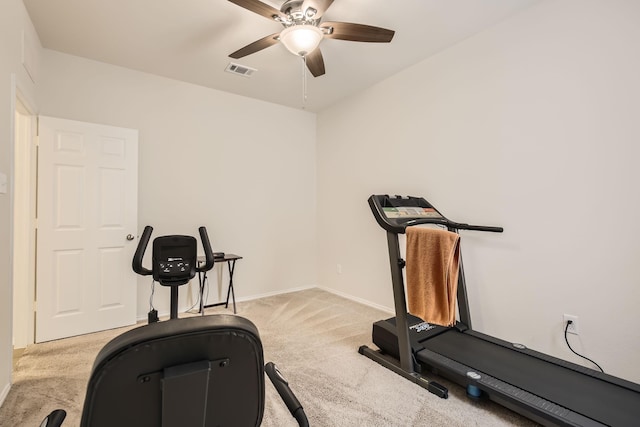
564;320;604;373
186;276;206;314
149;279;156;311
148;280;159;323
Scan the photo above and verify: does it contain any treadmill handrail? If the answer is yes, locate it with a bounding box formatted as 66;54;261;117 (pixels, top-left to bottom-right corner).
404;218;503;233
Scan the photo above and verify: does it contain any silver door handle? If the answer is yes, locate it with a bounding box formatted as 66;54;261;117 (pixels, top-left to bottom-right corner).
126;234;135;241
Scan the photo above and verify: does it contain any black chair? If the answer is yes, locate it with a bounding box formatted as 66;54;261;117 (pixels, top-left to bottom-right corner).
40;314;308;426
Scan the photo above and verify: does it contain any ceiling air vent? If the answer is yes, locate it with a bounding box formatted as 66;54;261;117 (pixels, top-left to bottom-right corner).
225;63;257;78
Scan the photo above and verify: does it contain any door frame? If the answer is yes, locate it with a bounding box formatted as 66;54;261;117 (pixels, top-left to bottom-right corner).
11;78;37;350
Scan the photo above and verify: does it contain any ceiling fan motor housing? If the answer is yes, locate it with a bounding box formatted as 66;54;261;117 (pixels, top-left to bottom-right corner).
281;0;310;18
277;0;320;26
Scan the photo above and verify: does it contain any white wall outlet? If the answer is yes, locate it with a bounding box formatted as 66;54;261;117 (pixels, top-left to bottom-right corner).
336;264;342;274
563;314;579;335
0;172;7;194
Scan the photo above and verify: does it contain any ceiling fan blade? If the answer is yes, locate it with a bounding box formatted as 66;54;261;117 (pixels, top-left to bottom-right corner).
229;33;280;59
321;21;395;43
305;48;326;77
227;0;286;21
301;0;335;19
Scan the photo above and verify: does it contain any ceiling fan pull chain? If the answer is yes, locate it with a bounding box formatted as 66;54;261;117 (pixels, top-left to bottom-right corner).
302;55;308;109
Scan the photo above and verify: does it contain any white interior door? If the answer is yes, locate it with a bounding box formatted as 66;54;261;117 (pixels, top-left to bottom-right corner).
36;116;138;343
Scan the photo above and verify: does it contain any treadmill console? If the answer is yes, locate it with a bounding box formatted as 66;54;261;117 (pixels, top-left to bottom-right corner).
368;195;445;234
369;194;503;234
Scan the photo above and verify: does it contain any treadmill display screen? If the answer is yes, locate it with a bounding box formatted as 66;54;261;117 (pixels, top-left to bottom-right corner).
383;207;442;219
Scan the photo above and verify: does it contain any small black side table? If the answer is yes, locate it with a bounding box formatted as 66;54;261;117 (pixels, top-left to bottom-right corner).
197;254;242;314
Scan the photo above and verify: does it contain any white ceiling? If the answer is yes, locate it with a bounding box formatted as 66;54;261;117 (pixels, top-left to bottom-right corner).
23;0;538;112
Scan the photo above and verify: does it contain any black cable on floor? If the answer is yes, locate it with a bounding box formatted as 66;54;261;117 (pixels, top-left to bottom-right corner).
564;321;604;373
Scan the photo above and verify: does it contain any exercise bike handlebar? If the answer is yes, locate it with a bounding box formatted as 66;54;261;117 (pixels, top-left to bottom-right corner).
196;226;214;272
132;226;154;276
265;362;309;427
131;225;215;276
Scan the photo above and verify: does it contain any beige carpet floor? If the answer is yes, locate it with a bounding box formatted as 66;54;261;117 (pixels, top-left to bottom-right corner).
1;288;538;426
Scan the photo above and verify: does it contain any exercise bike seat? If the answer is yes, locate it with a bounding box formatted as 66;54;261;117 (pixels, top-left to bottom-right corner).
40;315;308;427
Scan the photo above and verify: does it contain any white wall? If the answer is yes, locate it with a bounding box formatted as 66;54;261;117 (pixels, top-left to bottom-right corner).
317;0;640;383
0;0;41;406
38;50;317;319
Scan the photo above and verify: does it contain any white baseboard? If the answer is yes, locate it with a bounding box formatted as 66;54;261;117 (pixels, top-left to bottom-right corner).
0;381;10;409
317;286;394;314
234;285;316;303
135;285;394;321
136;285;318;321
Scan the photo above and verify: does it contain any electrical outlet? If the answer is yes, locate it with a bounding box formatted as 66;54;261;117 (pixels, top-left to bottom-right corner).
336;264;342;274
563;314;579;335
0;172;7;194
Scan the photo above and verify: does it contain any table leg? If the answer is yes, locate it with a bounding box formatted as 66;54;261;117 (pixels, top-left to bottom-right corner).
198;270;206;315
225;260;237;314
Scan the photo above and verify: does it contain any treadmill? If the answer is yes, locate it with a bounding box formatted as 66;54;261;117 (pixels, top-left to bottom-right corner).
358;194;640;427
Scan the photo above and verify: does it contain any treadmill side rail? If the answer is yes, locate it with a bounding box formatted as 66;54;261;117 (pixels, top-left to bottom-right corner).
358;345;448;399
418;348;605;427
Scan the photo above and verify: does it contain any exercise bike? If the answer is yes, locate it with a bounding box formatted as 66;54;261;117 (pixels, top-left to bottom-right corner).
41;226;308;427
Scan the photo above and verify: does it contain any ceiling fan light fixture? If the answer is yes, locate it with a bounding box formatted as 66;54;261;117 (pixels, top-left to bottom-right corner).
280;25;323;56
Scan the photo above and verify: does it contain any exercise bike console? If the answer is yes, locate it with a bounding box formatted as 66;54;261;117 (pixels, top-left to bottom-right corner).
152;236;197;285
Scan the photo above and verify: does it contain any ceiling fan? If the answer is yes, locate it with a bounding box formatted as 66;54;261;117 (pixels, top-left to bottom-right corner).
227;0;395;77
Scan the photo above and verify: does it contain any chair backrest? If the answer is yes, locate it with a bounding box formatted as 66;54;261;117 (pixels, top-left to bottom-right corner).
80;315;265;427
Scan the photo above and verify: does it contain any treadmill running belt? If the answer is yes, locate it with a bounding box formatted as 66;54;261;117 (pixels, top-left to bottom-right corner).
423;330;639;426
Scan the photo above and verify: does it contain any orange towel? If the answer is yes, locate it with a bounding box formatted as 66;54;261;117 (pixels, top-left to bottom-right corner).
406;227;461;327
